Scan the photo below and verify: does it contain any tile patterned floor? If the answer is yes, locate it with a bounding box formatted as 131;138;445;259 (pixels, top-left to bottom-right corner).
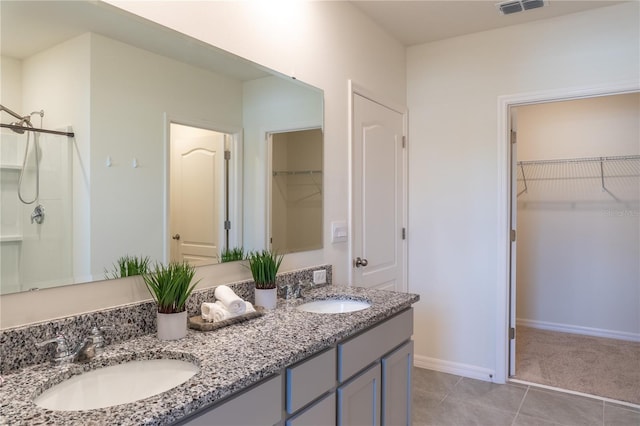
413;368;640;426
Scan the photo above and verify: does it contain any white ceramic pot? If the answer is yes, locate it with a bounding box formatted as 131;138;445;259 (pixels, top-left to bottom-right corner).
254;287;277;309
157;311;188;340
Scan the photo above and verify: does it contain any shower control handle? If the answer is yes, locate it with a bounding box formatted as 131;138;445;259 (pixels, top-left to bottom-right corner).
172;234;181;241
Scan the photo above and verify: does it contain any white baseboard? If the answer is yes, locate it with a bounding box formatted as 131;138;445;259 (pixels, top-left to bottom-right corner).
413;354;498;383
516;318;640;342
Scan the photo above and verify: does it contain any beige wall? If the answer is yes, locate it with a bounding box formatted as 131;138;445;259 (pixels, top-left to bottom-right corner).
407;2;639;379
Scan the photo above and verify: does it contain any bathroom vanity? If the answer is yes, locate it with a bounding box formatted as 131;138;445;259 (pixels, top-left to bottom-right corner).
0;285;418;425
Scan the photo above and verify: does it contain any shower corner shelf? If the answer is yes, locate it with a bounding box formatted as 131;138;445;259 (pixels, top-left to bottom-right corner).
0;164;22;172
1;235;23;243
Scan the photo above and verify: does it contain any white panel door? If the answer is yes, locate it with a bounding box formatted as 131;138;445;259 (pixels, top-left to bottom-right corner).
352;93;406;291
170;124;225;266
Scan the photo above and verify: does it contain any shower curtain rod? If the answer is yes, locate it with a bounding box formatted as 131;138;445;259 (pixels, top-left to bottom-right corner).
0;123;74;137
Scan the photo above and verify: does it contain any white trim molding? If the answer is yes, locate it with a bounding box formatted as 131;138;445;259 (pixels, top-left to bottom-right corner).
414;354;497;383
516;319;640;343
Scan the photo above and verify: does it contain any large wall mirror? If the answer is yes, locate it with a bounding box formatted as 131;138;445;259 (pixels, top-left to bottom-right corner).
0;1;323;295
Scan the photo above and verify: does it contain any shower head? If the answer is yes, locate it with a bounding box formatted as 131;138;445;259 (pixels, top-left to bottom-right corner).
9;116;33;134
1;104;37;134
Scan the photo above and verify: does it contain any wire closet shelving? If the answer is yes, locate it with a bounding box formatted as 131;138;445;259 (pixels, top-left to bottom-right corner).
516;155;640;202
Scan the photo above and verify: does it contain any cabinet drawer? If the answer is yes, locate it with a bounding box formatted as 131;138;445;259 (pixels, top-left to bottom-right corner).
180;374;281;426
338;308;413;382
286;393;336;426
286;347;336;414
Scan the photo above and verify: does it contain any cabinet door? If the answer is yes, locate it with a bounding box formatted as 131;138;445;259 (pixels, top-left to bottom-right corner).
381;341;413;426
337;363;381;426
286;393;336;426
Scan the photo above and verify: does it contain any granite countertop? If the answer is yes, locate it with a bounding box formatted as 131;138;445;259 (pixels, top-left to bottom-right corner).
0;285;419;425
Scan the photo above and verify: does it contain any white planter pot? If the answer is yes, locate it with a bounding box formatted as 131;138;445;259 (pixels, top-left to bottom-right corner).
255;288;277;309
157;311;188;340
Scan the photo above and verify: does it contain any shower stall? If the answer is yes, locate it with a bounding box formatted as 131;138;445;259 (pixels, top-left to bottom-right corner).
0;105;74;293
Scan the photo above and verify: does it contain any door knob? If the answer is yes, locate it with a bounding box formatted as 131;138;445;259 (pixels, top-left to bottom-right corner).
354;257;368;268
172;234;181;240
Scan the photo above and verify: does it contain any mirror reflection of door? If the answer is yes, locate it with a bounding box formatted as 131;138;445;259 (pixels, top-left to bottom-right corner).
170;123;228;266
269;128;323;253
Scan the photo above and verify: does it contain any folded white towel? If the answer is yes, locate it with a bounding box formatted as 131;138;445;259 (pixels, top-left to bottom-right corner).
244;301;256;314
201;300;256;323
201;302;231;322
214;285;246;315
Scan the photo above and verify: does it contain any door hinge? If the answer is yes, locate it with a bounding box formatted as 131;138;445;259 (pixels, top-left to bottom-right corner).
510;229;516;242
510;130;517;145
402;135;406;148
224;150;231;160
509;327;515;340
402;228;406;240
224;220;231;230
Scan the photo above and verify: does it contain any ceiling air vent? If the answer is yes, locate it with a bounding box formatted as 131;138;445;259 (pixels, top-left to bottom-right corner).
497;0;546;15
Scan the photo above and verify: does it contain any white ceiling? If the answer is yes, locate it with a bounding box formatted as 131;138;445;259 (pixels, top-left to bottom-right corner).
351;0;627;46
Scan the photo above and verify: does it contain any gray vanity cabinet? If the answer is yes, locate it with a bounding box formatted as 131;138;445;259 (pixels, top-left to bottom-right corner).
382;340;413;426
286;347;336;414
337;362;381;426
286;393;336;426
337;308;413;426
177;308;413;426
178;374;282;426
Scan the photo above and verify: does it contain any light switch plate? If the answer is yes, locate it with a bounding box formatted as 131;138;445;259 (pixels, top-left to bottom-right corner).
331;221;348;243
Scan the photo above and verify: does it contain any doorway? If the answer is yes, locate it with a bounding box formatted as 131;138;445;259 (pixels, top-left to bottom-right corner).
267;128;323;254
169;122;237;266
506;92;640;405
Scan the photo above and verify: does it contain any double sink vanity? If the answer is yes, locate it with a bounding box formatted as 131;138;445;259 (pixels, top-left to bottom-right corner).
0;283;419;425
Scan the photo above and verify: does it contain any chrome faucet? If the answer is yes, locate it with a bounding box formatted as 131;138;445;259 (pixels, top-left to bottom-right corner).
36;326;113;364
282;280;314;299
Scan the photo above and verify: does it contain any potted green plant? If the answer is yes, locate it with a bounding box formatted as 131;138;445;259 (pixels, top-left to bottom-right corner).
104;255;150;279
246;249;284;309
220;246;245;263
143;261;199;340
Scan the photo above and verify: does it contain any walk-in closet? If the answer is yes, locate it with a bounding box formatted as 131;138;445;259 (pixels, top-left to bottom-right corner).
511;92;640;406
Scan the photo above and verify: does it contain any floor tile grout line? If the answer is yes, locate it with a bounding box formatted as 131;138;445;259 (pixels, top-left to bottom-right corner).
440;374;463;404
510;384;530;426
445;376;532;420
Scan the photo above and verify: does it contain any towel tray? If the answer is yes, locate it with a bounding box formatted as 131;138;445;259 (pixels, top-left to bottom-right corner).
188;309;263;331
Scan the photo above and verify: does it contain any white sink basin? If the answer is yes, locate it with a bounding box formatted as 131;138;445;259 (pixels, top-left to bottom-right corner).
297;298;371;314
33;359;199;411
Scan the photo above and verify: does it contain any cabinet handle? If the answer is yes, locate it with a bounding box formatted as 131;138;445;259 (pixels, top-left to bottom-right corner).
172;234;181;240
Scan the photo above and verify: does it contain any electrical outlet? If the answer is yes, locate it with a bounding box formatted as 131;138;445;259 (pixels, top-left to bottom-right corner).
313;269;327;285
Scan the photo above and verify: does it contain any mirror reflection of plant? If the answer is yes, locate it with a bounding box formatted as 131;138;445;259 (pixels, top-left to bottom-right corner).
143;262;200;314
246;250;284;290
105;255;150;279
220;247;245;263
